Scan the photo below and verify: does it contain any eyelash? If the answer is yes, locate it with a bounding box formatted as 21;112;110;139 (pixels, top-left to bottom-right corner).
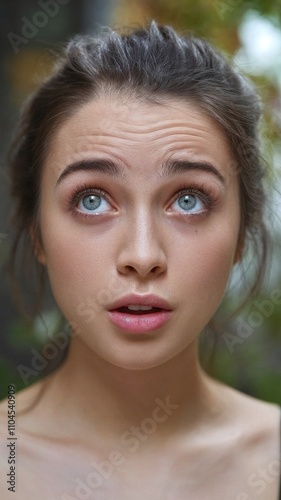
170;184;219;216
66;182;219;220
66;184;112;219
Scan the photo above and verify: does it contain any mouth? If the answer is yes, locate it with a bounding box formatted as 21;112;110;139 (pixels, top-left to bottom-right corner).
107;294;173;333
107;306;172;334
114;306;163;315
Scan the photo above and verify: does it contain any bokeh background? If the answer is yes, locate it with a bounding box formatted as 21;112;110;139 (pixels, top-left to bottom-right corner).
0;0;280;403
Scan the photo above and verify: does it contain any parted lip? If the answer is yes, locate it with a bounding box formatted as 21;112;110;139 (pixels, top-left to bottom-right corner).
108;293;172;311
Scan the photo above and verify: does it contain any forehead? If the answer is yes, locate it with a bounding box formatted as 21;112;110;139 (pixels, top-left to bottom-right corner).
44;94;233;177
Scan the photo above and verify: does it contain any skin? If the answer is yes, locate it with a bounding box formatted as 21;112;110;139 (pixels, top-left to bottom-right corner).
39;95;241;372
0;95;280;499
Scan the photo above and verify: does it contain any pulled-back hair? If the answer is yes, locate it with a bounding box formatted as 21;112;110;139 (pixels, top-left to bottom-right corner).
8;21;268;366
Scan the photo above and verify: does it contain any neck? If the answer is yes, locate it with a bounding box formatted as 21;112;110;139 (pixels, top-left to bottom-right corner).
43;336;220;448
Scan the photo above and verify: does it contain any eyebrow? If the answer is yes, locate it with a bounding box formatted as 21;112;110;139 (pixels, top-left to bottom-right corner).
56;158;225;186
161;159;225;185
56;159;124;186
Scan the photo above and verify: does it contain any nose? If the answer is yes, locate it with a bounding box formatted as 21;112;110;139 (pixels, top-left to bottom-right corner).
116;211;167;279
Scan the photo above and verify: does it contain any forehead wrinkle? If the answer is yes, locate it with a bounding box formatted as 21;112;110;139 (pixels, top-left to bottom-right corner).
46;98;234;185
109;119;205;133
98;121;218;139
51;97;227;151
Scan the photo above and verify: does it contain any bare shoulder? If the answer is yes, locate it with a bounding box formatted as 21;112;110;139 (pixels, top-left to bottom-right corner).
219;379;280;423
199;378;280;499
209;377;280;455
213;376;280;418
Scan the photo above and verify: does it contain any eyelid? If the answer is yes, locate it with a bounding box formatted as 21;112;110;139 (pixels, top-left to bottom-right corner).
72;187;110;206
67;185;116;217
66;181;219;219
171;187;209;205
168;184;219;214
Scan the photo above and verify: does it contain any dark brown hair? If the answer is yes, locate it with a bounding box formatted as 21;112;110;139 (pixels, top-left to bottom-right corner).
8;21;269;373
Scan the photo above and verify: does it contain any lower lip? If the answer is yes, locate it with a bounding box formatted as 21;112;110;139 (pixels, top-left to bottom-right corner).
107;310;172;333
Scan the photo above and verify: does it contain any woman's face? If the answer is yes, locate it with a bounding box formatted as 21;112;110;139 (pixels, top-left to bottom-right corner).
38;95;241;370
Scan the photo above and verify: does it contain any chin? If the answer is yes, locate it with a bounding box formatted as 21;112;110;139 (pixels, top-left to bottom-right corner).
88;342;190;372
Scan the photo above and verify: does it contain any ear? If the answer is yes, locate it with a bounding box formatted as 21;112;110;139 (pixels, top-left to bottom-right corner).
29;225;47;266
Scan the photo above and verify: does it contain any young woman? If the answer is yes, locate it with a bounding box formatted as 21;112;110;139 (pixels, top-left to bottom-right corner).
0;21;280;500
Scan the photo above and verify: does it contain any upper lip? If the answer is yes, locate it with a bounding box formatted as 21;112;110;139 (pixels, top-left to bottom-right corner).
108;293;172;310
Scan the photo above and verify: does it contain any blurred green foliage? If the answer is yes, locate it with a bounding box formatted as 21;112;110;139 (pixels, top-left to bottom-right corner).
0;318;45;400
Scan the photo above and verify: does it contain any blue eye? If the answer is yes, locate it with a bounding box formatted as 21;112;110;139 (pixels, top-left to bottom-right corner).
172;192;205;214
77;192;111;214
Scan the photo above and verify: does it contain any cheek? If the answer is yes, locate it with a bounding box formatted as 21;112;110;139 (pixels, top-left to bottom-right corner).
171;217;240;311
38;212;116;315
196;234;235;304
39;189;240;327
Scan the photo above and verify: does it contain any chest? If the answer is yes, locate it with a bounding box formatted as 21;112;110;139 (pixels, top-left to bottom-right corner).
4;439;280;500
